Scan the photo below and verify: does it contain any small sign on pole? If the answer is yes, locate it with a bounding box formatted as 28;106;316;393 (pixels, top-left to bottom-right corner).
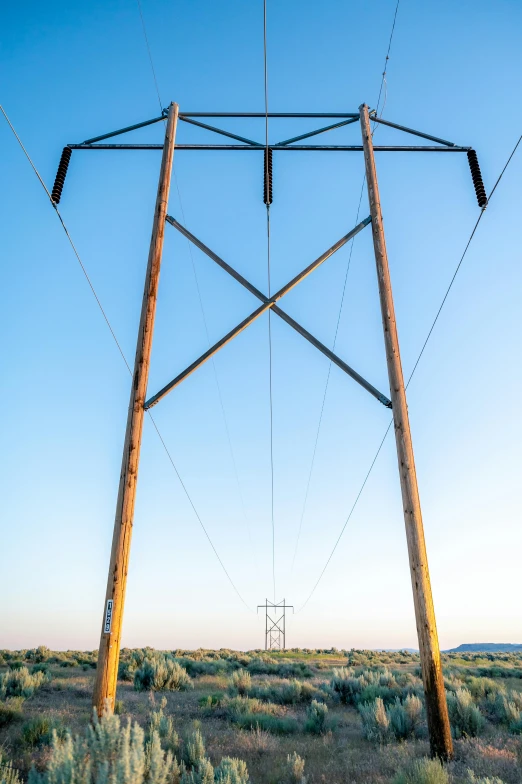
104;599;114;634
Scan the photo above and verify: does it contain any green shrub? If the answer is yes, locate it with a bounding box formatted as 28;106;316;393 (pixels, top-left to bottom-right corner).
21;716;66;747
233;713;299;735
28;708;179;784
285;752;305;784
213;757;249;784
466;773;506;784
0;750;21;784
446;689;485;738
359;697;390;743
0;697;24;727
304;700;328;734
393;758;449;784
0;667;49;699
148;697;179;752
134;656;193;692
184;727;206;768
230;670;251;696
331;667;360;705
388;694;424;740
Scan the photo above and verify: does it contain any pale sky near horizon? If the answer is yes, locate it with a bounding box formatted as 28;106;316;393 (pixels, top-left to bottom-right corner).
1;0;521;653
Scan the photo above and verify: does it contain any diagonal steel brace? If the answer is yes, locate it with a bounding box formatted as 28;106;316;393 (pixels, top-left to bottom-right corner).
144;216;392;410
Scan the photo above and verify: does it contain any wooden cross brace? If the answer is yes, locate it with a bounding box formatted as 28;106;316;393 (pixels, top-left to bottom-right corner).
144;215;392;411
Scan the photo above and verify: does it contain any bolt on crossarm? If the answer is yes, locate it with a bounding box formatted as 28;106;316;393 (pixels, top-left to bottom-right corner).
359;104;453;761
92;102;179;716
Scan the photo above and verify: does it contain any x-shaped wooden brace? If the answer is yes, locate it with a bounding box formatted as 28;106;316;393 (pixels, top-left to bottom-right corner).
144;215;392;410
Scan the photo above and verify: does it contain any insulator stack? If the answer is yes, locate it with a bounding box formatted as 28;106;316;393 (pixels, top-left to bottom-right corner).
263;148;273;205
467;149;487;208
51;146;72;204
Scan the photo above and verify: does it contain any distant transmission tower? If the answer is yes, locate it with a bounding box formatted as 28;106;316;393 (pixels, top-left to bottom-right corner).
258;599;293;650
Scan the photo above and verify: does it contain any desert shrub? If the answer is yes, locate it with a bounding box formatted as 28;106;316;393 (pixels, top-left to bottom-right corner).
0;697;24;727
466;774;507;784
183;727;206;768
359;697;390;743
230;670;251;696
246;659;312;679
393;758;449;784
249;679;319;706
447;689;485;738
331;667;360;705
134;656;193;692
213;757;249;784
176;658;231;678
114;699;124;715
8;661;24;670
304;700;328;735
30;663;50;676
148;697;179;752
27;709;177;784
233;713;299;735
286;752;306;784
0;667;49;699
21;716;66;748
388;694;424;740
0;751;21;784
465;677;505;700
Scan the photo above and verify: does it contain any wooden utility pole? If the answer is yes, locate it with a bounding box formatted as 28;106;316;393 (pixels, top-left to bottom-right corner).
359;103;453;761
93;102;179;715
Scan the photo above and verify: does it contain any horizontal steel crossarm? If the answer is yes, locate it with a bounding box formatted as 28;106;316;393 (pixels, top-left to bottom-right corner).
274;117;360;146
69;143;472;152
165;216;391;408
178;115;263;146
144;218;375;410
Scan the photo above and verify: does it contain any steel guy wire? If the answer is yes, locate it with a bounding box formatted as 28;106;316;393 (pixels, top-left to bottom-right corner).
0;104;255;614
296;130;522;613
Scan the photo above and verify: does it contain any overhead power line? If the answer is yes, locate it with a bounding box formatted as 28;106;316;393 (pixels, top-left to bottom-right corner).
263;0;276;604
133;2;261;582
0;103;254;613
297;129;522;612
290;1;402;583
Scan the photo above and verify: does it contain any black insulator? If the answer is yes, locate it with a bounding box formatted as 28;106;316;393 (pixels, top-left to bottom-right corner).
51;146;73;204
263;148;273;205
467;149;487;208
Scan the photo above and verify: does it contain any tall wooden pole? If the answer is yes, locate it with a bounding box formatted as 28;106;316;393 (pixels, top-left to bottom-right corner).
93;102;179;715
359;103;453;760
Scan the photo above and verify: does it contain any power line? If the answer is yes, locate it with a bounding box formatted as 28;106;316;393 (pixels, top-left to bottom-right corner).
290;4;401;582
135;0;163;113
132;2;261;587
0;103;254;613
263;0;276;603
296;129;522;612
375;0;400;117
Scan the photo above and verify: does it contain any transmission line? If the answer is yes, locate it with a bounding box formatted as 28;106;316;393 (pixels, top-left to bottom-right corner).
296;129;522;612
263;0;276;603
290;2;401;581
0;103;255;613
133;1;260;578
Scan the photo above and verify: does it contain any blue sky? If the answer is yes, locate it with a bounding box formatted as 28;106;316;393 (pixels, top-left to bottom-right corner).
1;0;521;652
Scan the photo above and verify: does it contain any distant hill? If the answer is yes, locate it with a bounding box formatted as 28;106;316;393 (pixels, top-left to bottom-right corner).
445;643;522;653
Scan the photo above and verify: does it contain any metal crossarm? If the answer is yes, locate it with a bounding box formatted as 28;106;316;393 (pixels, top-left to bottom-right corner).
162;216;392;408
144;216;392;410
178;115;263;146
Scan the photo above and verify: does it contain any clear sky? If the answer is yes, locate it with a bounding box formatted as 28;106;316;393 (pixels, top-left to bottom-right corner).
1;0;521;653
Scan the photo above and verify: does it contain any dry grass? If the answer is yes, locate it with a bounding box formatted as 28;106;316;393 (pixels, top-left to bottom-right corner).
0;650;521;783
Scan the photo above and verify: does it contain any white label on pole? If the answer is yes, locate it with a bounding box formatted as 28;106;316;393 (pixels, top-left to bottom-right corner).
104;599;114;634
